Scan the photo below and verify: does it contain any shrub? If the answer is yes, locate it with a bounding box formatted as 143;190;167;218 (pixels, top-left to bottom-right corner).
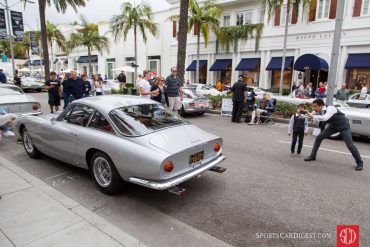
274;101;312;118
271;87;291;96
206;94;223;109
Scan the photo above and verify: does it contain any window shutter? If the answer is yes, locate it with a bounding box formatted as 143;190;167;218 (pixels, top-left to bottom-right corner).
353;0;362;16
329;0;338;19
309;0;317;21
194;23;199;35
172;21;177;37
274;6;281;26
291;2;299;24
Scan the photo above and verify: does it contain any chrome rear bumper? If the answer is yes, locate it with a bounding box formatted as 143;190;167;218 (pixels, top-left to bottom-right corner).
129;154;226;190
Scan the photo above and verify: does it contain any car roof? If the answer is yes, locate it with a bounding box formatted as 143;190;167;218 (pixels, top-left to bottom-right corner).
72;95;158;115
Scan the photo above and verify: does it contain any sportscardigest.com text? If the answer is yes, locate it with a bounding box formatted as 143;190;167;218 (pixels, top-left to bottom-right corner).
256;232;332;240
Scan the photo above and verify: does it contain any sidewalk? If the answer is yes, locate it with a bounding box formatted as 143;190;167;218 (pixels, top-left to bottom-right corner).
0;155;146;247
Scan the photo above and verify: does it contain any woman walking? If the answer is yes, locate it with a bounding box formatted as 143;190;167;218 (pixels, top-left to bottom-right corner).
151;76;168;106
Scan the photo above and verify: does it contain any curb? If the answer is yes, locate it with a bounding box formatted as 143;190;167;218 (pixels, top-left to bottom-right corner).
0;155;147;247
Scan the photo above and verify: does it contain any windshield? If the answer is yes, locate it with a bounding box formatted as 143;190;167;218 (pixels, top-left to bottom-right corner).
183;88;203;98
0;86;23;96
109;104;188;136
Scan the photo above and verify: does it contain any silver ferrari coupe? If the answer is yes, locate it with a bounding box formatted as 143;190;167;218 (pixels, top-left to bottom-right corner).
16;95;226;194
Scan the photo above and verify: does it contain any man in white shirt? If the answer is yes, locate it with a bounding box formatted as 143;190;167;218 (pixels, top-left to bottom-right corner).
139;70;158;98
360;82;368;94
303;99;363;171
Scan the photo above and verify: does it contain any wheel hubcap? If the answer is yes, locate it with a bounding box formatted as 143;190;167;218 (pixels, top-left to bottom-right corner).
93;157;112;187
23;130;34;154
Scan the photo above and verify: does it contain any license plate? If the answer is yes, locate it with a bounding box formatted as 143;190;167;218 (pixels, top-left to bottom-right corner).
189;150;204;164
199;102;205;108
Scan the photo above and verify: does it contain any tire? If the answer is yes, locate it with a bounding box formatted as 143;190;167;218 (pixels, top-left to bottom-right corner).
90;151;123;195
22;128;42;159
179;106;186;117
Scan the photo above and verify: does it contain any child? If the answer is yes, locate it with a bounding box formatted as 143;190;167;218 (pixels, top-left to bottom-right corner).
288;104;308;157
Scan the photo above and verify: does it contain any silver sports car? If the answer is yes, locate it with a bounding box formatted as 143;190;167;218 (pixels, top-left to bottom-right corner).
0;84;41;115
16;95;226;194
180;88;209;116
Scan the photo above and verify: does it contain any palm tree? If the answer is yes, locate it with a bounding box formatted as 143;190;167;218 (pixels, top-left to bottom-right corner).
110;2;158;82
22;0;86;81
176;0;190;85
69;15;109;76
262;0;310;95
46;22;66;71
172;0;223;85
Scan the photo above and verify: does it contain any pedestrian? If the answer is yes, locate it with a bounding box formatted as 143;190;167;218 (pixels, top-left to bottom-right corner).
92;74;103;96
45;71;61;113
61;72;70;109
288;104;308;157
304;99;364;171
0;68;7;83
81;74;92;97
336;83;349;101
231;75;247;123
140;70;158;98
165;67;183;112
361;82;368;94
65;70;84;104
216;81;222;91
116;71;126;88
151;76;168;106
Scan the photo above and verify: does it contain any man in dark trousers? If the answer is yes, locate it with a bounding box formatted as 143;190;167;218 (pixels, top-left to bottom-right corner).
81;74;92;97
230;75;246;123
45;71;61;113
65;70;84;105
304;98;364;170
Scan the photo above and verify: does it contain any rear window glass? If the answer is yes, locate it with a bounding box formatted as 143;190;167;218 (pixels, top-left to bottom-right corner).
109;104;187;136
0;86;23;95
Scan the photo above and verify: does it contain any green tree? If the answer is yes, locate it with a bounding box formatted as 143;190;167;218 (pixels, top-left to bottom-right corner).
262;0;310;94
170;0;223;84
110;2;158;82
46;22;66;71
22;0;86;80
69;15;109;76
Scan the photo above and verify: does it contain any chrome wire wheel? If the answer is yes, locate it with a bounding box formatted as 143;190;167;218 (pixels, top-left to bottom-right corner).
93;157;112;187
23;129;34;154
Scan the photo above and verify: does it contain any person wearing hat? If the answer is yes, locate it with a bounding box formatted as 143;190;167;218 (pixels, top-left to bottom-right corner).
230;75;247;123
45;71;61;113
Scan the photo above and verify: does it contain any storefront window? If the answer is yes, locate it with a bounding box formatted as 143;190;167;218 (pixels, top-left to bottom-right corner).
271;70;292;89
346;69;370;90
221;64;232;85
240;64;260;86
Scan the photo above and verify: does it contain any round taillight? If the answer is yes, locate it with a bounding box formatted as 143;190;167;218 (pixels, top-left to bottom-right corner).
214;143;221;152
32;104;39;110
163;161;174;172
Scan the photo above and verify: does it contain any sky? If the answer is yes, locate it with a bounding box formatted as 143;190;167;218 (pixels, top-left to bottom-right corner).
6;0;170;31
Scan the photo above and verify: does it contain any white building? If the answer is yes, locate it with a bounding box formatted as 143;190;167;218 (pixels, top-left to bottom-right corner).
56;0;370;91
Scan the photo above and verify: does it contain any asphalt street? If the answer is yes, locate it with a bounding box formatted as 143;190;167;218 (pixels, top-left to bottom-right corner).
1;92;369;247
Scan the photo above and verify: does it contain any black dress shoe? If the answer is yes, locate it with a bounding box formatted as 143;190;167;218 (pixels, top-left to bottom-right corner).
304;156;316;161
356;163;363;171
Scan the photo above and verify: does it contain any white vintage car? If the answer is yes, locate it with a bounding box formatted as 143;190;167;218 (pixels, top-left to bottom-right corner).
346;93;370;108
16;96;226;194
189;83;226;97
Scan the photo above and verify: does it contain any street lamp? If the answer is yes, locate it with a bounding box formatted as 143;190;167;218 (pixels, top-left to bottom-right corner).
0;0;34;78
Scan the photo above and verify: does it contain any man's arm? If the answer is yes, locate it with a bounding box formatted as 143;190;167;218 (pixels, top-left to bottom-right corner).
310;106;337;122
288;115;294;134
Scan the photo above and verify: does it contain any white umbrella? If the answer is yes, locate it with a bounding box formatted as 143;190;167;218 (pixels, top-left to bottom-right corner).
19;67;31;72
112;66;135;73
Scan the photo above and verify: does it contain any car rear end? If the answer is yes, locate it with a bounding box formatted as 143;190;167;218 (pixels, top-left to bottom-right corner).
182;88;209;114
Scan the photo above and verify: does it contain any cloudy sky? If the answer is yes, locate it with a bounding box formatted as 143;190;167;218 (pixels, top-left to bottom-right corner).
8;0;170;31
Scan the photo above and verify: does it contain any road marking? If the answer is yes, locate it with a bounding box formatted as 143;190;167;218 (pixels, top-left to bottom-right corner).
279;140;370;159
44;172;70;180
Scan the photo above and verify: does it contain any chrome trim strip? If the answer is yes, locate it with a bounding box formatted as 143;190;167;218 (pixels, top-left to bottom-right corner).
129;154;226;190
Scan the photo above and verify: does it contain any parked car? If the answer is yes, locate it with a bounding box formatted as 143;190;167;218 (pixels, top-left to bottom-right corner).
246;86;269;96
180;87;209;116
0;84;41;115
189;83;226;97
346;93;370;108
263;89;314;105
16;95;226;194
19;77;43;92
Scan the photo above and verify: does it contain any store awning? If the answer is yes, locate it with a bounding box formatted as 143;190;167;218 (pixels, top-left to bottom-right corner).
293;54;328;71
186;60;207;71
235;58;260;71
345;53;370;69
76;55;98;63
266;56;294;70
209;59;232;71
31;60;43;66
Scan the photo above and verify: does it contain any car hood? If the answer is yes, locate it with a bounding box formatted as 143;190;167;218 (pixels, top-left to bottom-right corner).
149;124;218;154
0;94;38;104
341;107;370;116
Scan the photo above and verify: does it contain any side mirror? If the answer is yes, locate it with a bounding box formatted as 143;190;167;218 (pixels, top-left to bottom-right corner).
50;117;56;124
